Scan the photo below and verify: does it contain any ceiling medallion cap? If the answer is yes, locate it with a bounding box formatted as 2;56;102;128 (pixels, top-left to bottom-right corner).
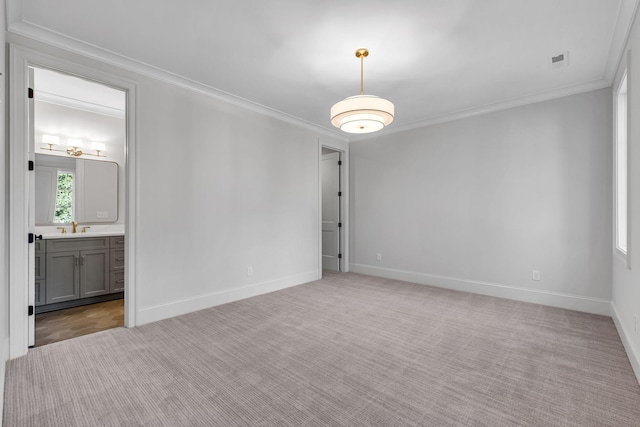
330;95;395;134
355;48;369;58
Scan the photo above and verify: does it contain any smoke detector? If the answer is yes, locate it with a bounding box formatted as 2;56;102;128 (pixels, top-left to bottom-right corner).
549;51;569;69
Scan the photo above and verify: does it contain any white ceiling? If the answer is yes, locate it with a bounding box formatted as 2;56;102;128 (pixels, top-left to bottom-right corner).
8;0;638;137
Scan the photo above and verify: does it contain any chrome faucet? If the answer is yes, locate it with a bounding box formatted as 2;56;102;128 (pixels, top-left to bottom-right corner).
72;221;78;233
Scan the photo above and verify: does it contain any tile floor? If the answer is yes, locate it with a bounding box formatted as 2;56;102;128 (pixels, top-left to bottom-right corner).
35;299;124;347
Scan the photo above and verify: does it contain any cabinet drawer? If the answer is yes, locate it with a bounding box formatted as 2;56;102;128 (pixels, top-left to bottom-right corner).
110;270;125;293
35;240;45;254
110;248;125;270
47;237;110;253
35;280;46;306
110;236;125;248
35;253;46;281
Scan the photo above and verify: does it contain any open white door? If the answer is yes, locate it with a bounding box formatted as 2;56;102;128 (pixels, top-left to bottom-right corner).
322;151;341;271
27;67;36;347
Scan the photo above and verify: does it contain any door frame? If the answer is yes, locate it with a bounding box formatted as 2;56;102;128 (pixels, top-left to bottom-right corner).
318;139;349;277
8;44;138;359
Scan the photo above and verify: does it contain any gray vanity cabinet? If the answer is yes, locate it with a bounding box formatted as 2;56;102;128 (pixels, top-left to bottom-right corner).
35;240;46;306
109;236;125;293
45;237;110;304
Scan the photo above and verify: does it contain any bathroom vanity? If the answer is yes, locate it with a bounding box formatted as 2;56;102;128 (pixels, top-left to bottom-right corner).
33;152;124;314
35;233;125;314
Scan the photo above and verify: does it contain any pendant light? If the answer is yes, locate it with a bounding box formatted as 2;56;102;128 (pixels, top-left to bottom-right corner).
330;48;394;134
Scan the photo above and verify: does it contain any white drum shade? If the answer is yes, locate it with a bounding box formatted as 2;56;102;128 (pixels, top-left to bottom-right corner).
330;95;394;134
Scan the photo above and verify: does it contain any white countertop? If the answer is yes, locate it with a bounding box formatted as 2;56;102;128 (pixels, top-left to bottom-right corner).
36;224;125;240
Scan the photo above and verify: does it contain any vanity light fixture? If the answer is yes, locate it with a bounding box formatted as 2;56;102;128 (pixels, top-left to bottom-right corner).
40;134;108;158
330;48;394;134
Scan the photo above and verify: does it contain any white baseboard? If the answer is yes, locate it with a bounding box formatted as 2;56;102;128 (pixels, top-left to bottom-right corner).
611;303;640;385
137;270;319;325
350;264;612;316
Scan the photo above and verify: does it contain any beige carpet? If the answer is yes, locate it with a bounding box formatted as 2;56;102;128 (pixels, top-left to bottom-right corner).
4;272;640;426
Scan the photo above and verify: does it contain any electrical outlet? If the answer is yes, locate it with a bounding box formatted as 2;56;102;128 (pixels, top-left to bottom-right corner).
376;253;382;261
247;266;253;277
532;270;541;281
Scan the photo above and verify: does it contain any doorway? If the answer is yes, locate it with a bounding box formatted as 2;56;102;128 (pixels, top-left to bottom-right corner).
30;67;127;347
9;45;138;359
321;147;343;272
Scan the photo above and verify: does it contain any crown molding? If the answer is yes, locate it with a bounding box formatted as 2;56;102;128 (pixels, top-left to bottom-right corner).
8;0;635;145
603;0;640;83
36;90;126;119
348;78;612;142
7;20;349;142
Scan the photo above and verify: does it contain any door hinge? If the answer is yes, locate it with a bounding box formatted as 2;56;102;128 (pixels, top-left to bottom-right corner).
338;160;342;166
28;160;34;171
338;191;342;197
28;233;42;243
28;88;34;99
338;254;342;259
28;305;34;316
338;222;342;228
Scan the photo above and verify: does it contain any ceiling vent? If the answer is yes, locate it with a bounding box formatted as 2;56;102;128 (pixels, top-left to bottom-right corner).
550;51;569;69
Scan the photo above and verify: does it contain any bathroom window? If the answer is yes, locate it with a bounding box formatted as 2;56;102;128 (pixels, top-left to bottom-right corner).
54;170;74;223
615;69;629;261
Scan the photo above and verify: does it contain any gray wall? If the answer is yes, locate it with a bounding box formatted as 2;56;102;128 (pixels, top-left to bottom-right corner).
350;88;612;306
135;77;325;318
612;8;640;380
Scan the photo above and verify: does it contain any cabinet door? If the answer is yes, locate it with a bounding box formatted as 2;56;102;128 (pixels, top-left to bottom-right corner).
80;249;110;298
46;251;80;304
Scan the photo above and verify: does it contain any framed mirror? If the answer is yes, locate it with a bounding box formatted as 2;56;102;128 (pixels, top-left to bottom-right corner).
35;153;119;224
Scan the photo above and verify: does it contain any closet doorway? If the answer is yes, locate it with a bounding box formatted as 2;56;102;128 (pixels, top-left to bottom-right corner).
321;147;343;272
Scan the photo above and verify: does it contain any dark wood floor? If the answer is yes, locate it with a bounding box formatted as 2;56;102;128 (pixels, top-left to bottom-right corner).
35;299;124;347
